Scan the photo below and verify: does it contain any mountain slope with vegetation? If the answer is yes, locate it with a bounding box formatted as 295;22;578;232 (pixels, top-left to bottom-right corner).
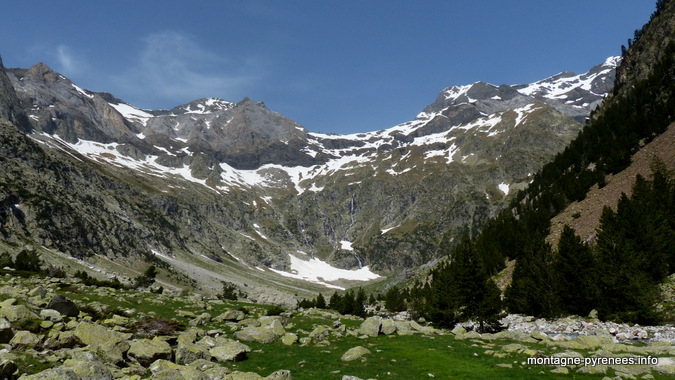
409;0;675;327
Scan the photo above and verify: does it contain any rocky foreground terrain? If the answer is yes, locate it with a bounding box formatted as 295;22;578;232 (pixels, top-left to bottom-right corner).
1;273;675;379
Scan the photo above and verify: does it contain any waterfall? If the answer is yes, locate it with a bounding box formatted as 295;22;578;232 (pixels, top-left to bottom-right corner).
344;194;363;268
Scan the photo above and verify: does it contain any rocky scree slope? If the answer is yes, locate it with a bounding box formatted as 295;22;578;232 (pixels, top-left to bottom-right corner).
1;54;618;292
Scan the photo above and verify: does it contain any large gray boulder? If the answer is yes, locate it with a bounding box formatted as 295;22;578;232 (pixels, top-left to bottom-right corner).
209;340;251;362
128;338;173;367
234;326;277;344
214;309;246;322
73;321;125;348
175;341;212;365
46;294;79;317
63;359;113;380
20;367;80;379
358;316;382;337
380;319;397;335
9;330;40;347
0;304;39;323
341;346;371;362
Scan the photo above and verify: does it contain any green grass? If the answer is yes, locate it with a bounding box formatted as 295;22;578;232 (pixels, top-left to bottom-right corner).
232;334;612;380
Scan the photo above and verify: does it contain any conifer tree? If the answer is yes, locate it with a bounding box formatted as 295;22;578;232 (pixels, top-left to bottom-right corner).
505;239;559;318
315;293;326;309
385;286;405;313
594;205;660;324
553;225;596;316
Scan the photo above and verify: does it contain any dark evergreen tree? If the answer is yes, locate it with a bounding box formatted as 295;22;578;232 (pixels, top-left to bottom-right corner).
14;250;42;272
329;291;342;310
354;287;367;317
505;239;560;318
553;225;597;316
385;286;405;313
594;200;662;324
421;238;502;329
315;293;326;309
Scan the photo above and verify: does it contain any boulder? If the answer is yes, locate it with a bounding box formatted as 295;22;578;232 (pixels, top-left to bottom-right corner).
188;312;212;327
9;330;40;347
530;330;548;341
44;330;80;350
265;370;292;380
46;294;79;317
40;309;63;322
209;341;251;362
128;338;173;367
0;304;39;323
394;321;413;335
0;317;13;343
20;367;80;380
451;325;467;335
308;325;331;342
234;326;277;344
73;321;125;348
213;310;246;322
381;319;397;335
281;333;298;346
0;359;17;379
341;346;371;362
176;341;212;365
501;343;529;353
228;371;264;380
97;339;130;365
268;319;286;336
455;331;482;340
358;316;381;337
149;359;182;374
63;359;113;380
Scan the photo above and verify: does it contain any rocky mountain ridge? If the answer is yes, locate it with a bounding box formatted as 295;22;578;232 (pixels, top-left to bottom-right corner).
0;54;619;295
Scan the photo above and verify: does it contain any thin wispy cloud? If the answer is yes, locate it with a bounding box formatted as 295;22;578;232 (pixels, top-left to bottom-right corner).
54;45;86;76
113;31;265;108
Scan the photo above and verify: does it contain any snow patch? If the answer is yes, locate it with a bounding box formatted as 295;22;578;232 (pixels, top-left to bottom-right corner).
498;182;510;195
110;103;154;126
270;254;381;290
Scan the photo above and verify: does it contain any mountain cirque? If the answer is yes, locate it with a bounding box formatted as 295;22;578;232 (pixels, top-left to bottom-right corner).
1;55;618;294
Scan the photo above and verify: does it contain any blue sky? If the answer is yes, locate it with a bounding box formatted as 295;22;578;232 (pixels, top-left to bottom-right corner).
1;1;656;134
